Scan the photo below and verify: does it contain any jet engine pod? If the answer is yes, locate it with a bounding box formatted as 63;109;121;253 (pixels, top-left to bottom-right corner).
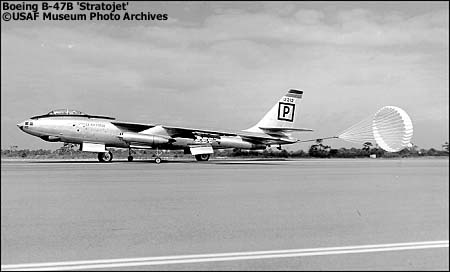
217;136;266;150
120;132;171;146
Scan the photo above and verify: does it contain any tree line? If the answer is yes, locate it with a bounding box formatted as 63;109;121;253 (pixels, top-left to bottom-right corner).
2;141;448;159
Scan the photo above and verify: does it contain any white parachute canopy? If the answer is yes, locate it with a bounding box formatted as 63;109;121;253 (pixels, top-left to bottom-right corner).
338;106;413;152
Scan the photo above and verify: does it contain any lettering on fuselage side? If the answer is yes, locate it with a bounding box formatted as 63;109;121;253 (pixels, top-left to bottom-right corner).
277;102;295;122
194;135;215;144
77;122;105;127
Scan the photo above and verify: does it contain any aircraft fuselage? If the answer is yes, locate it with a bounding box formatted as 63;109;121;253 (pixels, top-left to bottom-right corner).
17;116;268;152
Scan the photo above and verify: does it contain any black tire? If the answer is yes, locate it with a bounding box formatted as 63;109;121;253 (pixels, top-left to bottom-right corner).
195;154;210;161
98;151;113;162
127;156;133;162
155;157;162;164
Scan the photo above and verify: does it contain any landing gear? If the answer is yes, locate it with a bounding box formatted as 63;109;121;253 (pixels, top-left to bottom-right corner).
98;151;113;162
154;147;163;164
127;148;133;162
195;154;210;161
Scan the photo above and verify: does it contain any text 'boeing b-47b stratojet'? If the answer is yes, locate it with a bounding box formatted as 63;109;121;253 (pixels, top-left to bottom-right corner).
17;89;313;163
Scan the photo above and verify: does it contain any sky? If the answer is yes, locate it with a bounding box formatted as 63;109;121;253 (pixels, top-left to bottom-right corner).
1;1;449;151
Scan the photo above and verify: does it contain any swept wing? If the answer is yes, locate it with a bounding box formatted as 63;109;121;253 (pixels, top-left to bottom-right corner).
112;121;296;144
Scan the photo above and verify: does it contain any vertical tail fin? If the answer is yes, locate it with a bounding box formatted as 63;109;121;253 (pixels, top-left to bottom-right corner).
244;89;304;134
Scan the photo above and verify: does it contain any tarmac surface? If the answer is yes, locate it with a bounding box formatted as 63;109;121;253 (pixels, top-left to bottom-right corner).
1;158;449;270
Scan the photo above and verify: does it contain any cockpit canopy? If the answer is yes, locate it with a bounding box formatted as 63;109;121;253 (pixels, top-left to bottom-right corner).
47;109;86;116
31;109;115;120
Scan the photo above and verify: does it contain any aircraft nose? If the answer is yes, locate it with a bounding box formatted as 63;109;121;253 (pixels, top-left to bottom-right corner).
17;122;24;130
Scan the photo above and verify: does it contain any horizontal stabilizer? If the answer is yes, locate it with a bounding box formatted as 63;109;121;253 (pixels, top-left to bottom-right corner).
259;127;314;132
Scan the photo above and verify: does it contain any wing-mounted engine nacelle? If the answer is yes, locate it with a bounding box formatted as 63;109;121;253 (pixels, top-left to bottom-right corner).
40;135;61;142
217;136;266;150
119;132;171;146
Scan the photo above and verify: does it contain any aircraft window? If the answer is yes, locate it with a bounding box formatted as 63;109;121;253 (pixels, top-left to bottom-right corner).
30;122;33;126
25;122;29;125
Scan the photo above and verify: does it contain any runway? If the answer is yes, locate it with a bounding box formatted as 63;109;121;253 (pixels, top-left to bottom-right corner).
1;158;449;270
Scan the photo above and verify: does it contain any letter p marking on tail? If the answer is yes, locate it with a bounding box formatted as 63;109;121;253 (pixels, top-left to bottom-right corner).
278;102;295;122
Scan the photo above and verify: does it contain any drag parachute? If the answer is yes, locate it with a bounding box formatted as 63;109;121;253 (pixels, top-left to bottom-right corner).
338;106;413;152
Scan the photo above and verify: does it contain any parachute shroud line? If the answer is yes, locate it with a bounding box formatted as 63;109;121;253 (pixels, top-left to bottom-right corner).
337;106;413;152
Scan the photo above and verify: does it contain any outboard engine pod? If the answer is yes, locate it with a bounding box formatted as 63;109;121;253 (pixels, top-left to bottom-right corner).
119;132;170;146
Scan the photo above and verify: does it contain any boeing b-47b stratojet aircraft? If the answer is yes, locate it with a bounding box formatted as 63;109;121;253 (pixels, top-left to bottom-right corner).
17;89;313;163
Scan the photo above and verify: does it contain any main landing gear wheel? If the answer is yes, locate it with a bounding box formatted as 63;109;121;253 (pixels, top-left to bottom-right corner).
155;157;162;164
98;151;113;162
195;154;210;161
127;148;133;162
